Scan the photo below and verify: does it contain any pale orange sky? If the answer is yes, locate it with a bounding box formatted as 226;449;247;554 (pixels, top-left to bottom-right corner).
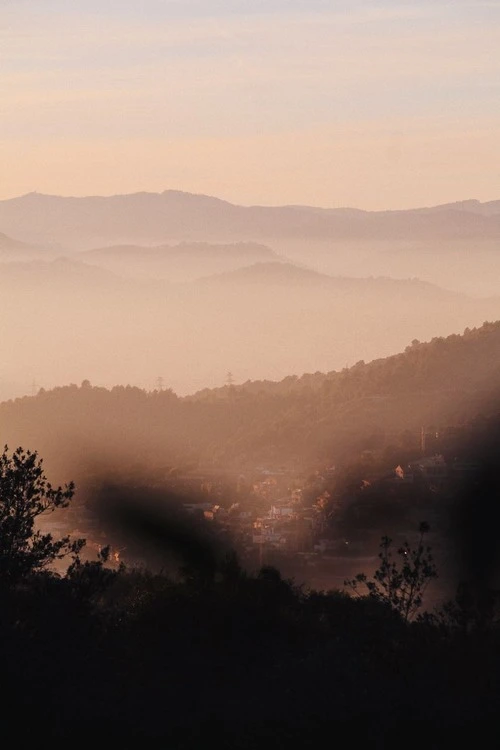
1;0;499;209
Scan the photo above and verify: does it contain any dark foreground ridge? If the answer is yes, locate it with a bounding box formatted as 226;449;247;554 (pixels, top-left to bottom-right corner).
2;446;500;746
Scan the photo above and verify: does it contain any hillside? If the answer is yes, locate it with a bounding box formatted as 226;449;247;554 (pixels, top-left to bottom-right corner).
79;241;281;281
0;231;30;250
0;190;499;247
2;322;500;481
2;249;500;402
198;261;333;285
198;262;472;300
0;231;47;260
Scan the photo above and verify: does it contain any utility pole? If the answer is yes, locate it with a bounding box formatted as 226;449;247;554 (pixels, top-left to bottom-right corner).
226;371;236;405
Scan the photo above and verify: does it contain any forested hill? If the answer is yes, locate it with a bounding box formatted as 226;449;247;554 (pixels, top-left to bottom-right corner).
2;321;500;479
192;320;500;401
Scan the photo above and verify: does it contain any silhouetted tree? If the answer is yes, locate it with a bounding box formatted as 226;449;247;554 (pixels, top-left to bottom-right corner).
0;445;84;584
66;544;124;604
345;522;437;622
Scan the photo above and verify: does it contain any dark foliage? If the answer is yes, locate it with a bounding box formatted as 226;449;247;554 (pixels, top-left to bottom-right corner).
346;522;438;621
1;459;500;746
0;445;84;584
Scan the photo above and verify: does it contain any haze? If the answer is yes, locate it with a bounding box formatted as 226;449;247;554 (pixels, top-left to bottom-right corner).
1;192;500;400
1;0;499;400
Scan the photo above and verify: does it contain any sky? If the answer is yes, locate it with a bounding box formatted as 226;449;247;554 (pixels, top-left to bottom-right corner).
1;0;499;209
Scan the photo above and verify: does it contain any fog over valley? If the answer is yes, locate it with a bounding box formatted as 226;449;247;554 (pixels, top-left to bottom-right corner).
1;191;500;400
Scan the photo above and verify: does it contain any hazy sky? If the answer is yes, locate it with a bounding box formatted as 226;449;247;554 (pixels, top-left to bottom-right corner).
1;0;499;208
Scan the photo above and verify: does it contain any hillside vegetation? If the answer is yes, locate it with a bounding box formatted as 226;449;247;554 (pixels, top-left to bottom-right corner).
2;322;500;480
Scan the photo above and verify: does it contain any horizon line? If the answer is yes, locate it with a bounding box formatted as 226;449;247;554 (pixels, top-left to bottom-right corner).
1;189;497;215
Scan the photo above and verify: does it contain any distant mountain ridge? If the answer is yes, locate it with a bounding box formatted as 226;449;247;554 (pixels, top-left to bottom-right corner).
197;262;467;298
0;190;499;247
0;230;47;259
0;231;29;249
78;241;282;281
2;242;499;404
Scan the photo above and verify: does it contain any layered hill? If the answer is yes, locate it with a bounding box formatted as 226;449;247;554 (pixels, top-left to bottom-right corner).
2;252;500;402
0;231;48;260
0;190;499;247
2;322;500;479
79;241;281;281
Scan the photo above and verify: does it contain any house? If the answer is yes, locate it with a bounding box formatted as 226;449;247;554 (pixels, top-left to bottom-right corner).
270;505;294;519
393;465;415;483
238;510;253;520
183;502;213;515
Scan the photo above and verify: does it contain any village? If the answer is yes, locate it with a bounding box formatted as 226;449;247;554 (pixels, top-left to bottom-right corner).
41;419;482;592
